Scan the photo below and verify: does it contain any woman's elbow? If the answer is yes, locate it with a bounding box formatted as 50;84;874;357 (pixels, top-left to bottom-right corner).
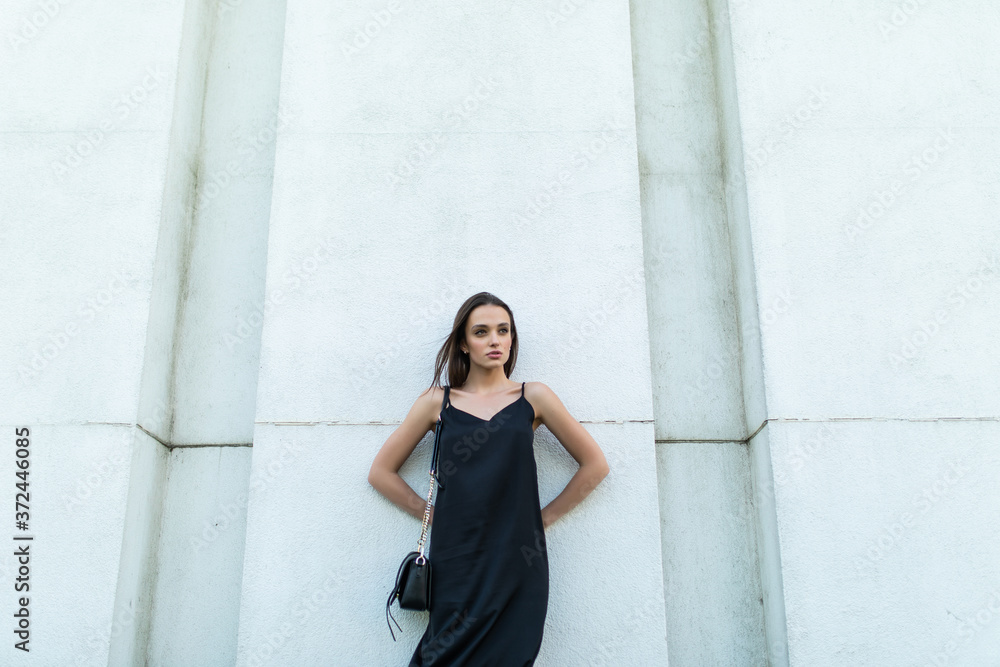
587;457;610;481
367;464;383;489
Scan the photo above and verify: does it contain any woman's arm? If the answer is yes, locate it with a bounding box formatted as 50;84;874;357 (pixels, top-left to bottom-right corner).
368;388;441;524
530;382;611;529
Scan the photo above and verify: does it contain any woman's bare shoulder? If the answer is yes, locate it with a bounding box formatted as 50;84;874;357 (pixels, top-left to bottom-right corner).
416;385;449;411
522;381;559;411
523;381;555;398
403;385;447;433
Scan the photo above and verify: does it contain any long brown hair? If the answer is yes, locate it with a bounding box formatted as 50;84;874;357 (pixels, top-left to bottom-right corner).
430;292;518;389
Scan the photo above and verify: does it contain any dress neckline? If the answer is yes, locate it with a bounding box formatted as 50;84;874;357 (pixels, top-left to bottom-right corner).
446;394;527;423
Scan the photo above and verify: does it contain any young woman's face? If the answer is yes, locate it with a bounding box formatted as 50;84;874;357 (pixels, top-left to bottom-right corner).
462;304;511;367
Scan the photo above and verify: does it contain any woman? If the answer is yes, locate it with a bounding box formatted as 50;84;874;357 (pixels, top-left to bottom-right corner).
368;292;610;665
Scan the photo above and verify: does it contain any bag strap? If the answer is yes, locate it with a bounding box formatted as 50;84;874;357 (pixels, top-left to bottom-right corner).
386;554;411;640
415;386;449;558
430;385;448;488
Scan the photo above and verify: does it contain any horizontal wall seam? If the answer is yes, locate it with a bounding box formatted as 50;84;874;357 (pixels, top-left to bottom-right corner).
33;416;995;427
256;419;659;426
166;442;253;448
10;421;252;449
768;416;1000;422
262;130;635;136
137;423;170;448
655;439;747;444
659;415;999;446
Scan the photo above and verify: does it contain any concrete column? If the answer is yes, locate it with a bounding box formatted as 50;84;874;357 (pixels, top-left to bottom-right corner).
711;1;1000;664
0;0;187;663
631;0;771;663
235;1;669;664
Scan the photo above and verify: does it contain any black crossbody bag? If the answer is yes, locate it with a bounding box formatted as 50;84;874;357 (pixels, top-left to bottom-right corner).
385;387;449;640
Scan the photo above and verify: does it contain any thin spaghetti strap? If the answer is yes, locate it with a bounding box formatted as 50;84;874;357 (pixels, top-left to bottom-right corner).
521;381;525;396
444;385;451;408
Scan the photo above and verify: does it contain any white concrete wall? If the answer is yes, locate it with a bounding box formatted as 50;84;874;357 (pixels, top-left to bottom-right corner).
656;442;766;665
3;0;998;664
148;446;253;666
0;0;187;664
137;0;288;661
717;0;1000;664
167;0;287;447
631;0;769;663
1;1;177;425
705;0;790;661
768;421;1000;665
2;0;285;661
235;0;669;664
0;424;153;665
632;0;749;440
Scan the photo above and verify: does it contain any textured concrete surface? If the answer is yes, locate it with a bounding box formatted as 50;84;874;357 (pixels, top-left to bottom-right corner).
236;1;667;663
1;0;998;664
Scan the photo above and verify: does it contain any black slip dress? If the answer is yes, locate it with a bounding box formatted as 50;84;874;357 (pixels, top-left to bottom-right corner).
408;382;549;666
